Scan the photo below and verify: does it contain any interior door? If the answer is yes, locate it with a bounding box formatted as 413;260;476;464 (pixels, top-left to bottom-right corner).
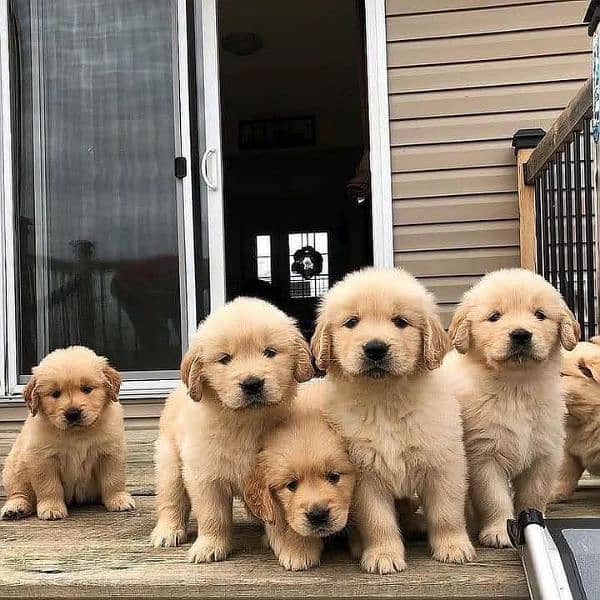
4;0;216;391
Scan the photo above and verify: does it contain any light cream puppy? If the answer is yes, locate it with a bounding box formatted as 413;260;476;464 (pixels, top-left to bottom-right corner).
1;346;134;521
244;389;356;571
150;297;313;563
445;269;579;548
553;337;600;502
311;267;475;575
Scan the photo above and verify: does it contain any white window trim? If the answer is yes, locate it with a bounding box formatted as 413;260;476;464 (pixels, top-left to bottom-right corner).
0;0;394;400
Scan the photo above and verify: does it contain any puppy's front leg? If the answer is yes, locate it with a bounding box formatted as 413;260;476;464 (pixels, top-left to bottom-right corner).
470;458;513;548
30;460;68;520
185;478;233;563
420;466;475;564
266;523;323;571
513;452;561;515
95;451;136;512
353;473;406;574
552;451;584;503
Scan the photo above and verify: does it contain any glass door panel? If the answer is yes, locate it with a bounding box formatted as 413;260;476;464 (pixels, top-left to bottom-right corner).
9;0;195;377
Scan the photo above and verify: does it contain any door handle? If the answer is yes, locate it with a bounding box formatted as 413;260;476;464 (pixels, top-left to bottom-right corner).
201;148;218;191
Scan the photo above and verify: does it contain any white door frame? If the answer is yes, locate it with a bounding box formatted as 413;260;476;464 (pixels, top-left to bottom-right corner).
365;0;394;269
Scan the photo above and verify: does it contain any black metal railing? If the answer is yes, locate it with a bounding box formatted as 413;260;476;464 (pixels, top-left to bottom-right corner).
524;80;598;339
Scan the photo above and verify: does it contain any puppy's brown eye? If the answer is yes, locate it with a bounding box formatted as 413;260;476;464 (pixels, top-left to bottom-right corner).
218;353;232;365
264;347;277;359
392;316;408;329
488;312;502;322
534;309;547;321
579;362;594;378
51;390;61;399
81;385;93;394
343;316;359;329
326;472;341;484
286;480;298;492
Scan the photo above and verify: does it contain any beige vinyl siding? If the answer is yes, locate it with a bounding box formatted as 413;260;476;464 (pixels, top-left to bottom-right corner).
386;0;591;326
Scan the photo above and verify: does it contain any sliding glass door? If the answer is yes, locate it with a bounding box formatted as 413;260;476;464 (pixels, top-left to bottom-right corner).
0;0;224;393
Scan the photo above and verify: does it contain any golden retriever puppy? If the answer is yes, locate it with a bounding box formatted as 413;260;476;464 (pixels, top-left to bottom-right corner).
150;297;313;563
244;390;356;571
444;269;579;548
1;346;134;521
553;337;600;502
311;267;475;574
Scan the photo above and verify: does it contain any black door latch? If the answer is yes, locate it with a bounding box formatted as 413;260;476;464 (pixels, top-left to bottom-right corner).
174;156;187;179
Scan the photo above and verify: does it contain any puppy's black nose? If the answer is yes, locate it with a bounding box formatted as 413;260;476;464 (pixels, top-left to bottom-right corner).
363;339;389;361
510;329;532;345
65;408;82;423
306;506;330;527
240;376;264;396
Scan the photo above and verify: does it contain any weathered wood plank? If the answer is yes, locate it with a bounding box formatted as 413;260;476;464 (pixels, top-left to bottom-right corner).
525;78;592;182
0;424;597;598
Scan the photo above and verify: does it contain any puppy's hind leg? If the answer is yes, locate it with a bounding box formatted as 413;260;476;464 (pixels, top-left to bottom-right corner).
150;438;190;548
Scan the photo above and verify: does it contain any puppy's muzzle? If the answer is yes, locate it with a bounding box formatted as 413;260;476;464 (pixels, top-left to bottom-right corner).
65;407;82;425
305;506;331;530
362;339;389;362
508;328;533;359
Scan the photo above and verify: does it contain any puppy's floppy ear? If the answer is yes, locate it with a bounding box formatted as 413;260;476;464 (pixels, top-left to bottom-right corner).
103;365;122;403
311;317;332;372
23;376;39;416
180;348;203;402
243;461;277;525
448;303;471;354
293;331;314;383
559;302;580;351
423;313;449;370
578;357;600;383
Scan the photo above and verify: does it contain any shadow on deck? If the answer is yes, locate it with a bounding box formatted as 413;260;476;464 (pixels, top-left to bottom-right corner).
1;423;598;599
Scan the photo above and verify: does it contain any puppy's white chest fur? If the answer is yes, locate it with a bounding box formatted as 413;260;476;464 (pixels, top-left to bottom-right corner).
56;440;101;504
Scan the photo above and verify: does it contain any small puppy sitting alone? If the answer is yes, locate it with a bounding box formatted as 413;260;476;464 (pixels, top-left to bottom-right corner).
444;269;579;548
150;297;313;563
244;389;356;571
1;346;134;521
553;337;600;502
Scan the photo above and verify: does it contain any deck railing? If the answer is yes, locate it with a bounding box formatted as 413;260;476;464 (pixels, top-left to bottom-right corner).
514;79;598;339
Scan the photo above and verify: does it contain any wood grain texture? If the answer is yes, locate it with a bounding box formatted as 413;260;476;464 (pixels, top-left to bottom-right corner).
515;148;537;270
0;424;598;598
525;78;592;182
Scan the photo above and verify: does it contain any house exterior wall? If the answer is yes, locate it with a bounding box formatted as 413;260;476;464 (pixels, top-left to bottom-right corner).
386;0;591;326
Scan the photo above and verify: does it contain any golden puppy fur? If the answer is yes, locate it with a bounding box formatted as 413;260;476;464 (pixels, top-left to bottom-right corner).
244;388;356;571
150;297;313;563
553;337;600;502
1;346;134;521
444;268;579;548
311;267;474;574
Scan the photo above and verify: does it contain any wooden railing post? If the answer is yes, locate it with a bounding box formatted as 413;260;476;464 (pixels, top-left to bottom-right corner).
512;129;546;271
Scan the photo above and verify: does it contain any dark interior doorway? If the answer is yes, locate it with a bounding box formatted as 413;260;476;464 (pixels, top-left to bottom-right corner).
218;0;373;335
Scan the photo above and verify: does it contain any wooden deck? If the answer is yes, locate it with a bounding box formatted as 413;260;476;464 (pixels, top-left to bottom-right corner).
1;423;598;599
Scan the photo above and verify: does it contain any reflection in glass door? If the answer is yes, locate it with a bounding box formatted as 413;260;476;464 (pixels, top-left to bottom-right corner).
8;0;198;377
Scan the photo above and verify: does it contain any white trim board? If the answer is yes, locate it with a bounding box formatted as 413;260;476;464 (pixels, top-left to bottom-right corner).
365;0;394;269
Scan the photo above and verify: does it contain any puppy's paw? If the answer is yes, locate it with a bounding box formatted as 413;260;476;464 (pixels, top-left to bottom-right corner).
104;491;136;512
361;544;407;574
37;501;68;521
0;498;33;521
479;525;513;549
187;535;231;564
278;545;322;571
431;534;476;564
150;523;187;548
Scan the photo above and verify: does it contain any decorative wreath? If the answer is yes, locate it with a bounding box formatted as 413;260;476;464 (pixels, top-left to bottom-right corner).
291;245;323;280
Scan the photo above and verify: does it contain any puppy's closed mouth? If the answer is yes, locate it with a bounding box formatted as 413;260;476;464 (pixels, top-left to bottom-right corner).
359;363;392;379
